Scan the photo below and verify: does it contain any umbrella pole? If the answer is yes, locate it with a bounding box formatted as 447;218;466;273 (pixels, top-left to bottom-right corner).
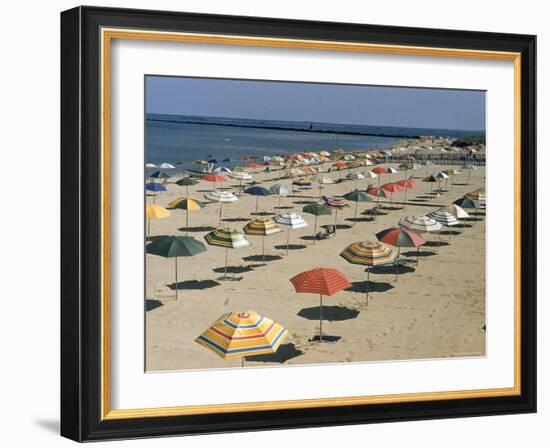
175;257;178;300
366;266;370;306
241;357;245;368
395;246;401;281
437;230;441;252
224;247;229;279
319;294;323;342
255;196;259;214
186;209;189;236
147;218;151;238
286;228;290;255
262;235;265;262
416;246;420;264
354;200;359;220
313;214;318;245
404;188;408;205
468;168;472;184
219;202;223;226
334;209;338;233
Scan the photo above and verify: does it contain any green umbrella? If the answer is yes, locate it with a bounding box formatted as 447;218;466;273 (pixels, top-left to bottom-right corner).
302;203;332;245
149;170;171;181
146;236;207;300
343;190;374;220
204;228;251;279
175;177;199;196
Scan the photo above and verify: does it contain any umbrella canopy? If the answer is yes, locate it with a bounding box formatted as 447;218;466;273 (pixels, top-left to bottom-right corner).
343;190;374;219
230;171;253;181
375;226;426;248
386;167;399;174
364;170;378;179
443;204;469;218
145;182;167;192
275;212;308;229
168;197;205;210
367;187;389;198
195;311;288;363
292;178;312;187
346;171;365;180
397;179;416;189
316;176;334;185
324;197;349;209
340;240;397;266
453;195;481;209
204;228;251;249
290;267;351;296
466;190;486;205
433;171;450;179
243;218;282;236
244;186;271;196
204;190;239;203
399;215;442;233
372;166;386;175
159;162;176;169
146;204;170;219
302;203;332;243
443;168;461;176
146;236;207;299
380;183;405;193
145;162;157;168
427;209;460;226
422;175;438;183
269;184;290;195
202;173;226;183
149;171;170;179
332;161;347;169
175;177;199;187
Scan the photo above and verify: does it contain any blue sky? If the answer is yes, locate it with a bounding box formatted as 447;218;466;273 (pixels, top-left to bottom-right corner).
146;76;486;131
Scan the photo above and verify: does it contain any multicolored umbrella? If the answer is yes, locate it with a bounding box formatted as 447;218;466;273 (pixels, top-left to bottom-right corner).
195;311;288;366
146;236;206;300
466;189;486;207
292;177;312;190
343;190;374;220
302;203;332;244
175;177;199;196
274;212;308;254
290;268;351;341
204;228;251;279
244;186;272;213
323;197;349;232
340;240;397;303
145;204;170;237
243;218;282;261
375;226;426;270
399;215;442;233
204;190;239;225
168;197;205;235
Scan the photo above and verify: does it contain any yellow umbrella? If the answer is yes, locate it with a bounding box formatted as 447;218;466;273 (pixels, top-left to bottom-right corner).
168;197;205;235
145;204;170;236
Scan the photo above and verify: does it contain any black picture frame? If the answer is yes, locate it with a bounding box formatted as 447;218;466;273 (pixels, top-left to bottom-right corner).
61;5;536;442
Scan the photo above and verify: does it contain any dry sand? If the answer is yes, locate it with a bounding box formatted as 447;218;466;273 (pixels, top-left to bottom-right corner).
145;161;486;371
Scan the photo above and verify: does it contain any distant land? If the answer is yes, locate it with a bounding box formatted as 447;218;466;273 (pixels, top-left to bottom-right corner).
146;114;484;140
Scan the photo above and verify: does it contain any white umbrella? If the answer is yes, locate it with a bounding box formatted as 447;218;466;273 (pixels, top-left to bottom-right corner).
427;209;460;242
145;162;157;168
443;204;469;219
205;190;239;225
274;212;308;254
159;162;176;169
399;215;443;251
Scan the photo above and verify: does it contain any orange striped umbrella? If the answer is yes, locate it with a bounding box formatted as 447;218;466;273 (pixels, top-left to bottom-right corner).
290;268;351;342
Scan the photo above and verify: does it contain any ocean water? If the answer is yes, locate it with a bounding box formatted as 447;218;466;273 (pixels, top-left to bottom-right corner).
145;114;481;170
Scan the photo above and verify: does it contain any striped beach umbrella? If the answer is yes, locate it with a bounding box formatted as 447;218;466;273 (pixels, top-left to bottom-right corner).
175;177;199;196
274;212;308;254
427;209;460;241
146;236;206;300
195;311;288;366
243;218;282;261
376;226;426;271
397;178;416;204
324;197;349;232
302;203;332;244
204;228;250;279
433;171;450;192
340;240;397;303
343;190;374;220
290;268;351;342
204;190;239;225
244;186;272;214
443;204;469;219
229;171;253;193
145;204;170;237
399;215;443;251
168;197;205;235
315;176;334;197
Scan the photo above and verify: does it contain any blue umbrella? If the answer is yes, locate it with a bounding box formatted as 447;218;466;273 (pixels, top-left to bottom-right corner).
146;182;167;203
208;158;218;164
244;186;272;213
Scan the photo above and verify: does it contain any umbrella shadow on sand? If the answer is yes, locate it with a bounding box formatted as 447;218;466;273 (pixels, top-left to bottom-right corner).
293;200;318;205
177;226;216;233
168;279;221;290
346;281;394;294
345;216;375;223
145;299;164;312
297;305;360;321
424;240;450;248
221;217;250;222
244;343;304;364
401;250;437;258
372;264;416;277
251;211;276;216
274;243;307;251
441;229;461;236
242;254;283;262
273;205;294;210
212;265;254;274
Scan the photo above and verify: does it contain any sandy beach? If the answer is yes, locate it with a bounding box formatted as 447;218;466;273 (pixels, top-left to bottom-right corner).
145;150;486;371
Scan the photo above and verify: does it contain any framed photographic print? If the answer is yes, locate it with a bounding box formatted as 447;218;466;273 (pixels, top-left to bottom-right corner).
60;6;536;442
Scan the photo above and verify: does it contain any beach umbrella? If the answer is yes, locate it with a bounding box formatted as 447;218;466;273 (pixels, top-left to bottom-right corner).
203;173;227;190
399;215;443;249
269;184;290;207
292;177;312;190
332;161;347;170
290;268;351;342
443;168;461;188
315;176;334;197
376;227;426;275
243;218;282;261
146;236;206;300
149;170;170;180
204;190;239;225
145;204;170;237
302;203;332;244
364;170;378;180
168;197;205;235
346;171;365;180
244;186;272;214
343;190;374;220
159;162;175;169
422;174;438;193
461;164;478;184
274;212;308;254
466;189;486;207
427;209;460;240
214;166;232;173
386;166;399;182
371;166;386;186
175;177;199;196
396;178;416;204
453;195;481;210
340;240;397;304
204;228;251;279
230;171;253;192
433;171;449;192
380;182;405;207
195;311;288;367
145;162;157;168
324;197;349;233
145;182;167;203
367;186;389;208
443;204;469;219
